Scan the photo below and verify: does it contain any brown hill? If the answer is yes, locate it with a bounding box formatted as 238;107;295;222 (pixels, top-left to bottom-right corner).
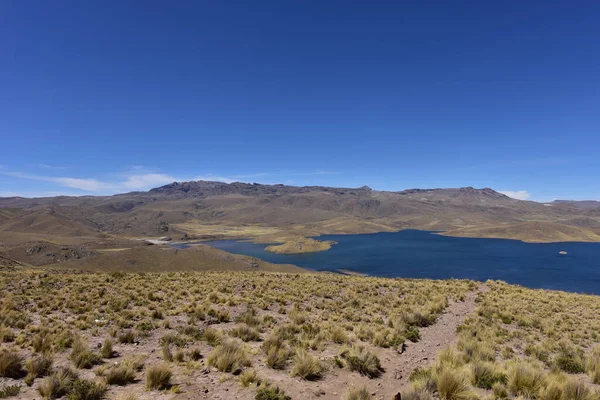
442;221;600;242
1;181;600;245
49;244;303;273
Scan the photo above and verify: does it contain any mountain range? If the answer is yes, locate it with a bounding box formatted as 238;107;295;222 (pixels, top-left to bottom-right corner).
1;181;599;249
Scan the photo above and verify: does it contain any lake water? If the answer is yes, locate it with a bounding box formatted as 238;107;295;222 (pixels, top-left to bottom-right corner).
172;230;600;294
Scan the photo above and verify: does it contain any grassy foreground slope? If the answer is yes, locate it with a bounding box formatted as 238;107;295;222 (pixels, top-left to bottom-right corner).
1;268;599;400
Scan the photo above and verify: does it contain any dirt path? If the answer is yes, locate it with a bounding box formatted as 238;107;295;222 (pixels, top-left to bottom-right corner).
168;284;487;400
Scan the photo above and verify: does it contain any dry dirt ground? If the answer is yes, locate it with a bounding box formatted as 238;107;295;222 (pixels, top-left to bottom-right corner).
160;287;482;400
1;273;480;400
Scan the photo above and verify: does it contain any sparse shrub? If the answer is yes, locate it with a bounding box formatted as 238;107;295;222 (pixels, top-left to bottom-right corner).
239;368;261;387
71;349;101;369
70;337;101;369
343;386;371;400
330;326;350;344
492;382;508;399
160;332;187;347
539;380;564;400
189;348;203;361
0;351;23;378
0;327;15;343
202;327;222;346
208;340;251;374
401;389;434;400
341;345;382;378
263;336;291;370
507;362;545;398
118;330;136;344
54;330;74;350
33;333;53;354
471;362;507;389
173;349;185;363
405;326;420;342
162;344;173;362
100;338;113;359
230;324;261;342
554;345;585;373
67;378;107;400
38;367;78;399
290;348;322;380
255;384;291;400
0;384;21;398
25;354;53;384
105;364;136;386
145;364;171;390
436;369;471;400
562;378;596;400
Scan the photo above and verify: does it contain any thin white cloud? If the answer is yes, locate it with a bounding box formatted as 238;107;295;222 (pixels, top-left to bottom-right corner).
0;167;343;197
38;164;66;170
121;173;179;190
0;172;111;192
499;190;531;200
54;177;110;191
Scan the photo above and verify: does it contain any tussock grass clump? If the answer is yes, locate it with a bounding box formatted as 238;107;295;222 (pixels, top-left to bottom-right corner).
255;384;291;400
0;351;23;378
471;361;507;389
238;368;261;387
208;340;251;374
202;327;222;346
507;362;545;398
104;363;136;386
67;378;107;400
290;349;323;380
0;327;15;343
173;349;185;363
436;369;472;400
25;354;53;385
554;344;585;373
70;337;101;369
32;333;53;354
492;382;509;399
188;347;203;361
402;388;434;400
539;380;564;400
262;335;291;370
145;364;172;390
38;367;78;399
409;367;436;393
341;345;382;378
71;349;101;369
162;344;173;362
562;378;597;400
330;325;350;344
343;386;371;400
230;324;261;342
118;330;136;344
0;384;21;398
100;338;113;359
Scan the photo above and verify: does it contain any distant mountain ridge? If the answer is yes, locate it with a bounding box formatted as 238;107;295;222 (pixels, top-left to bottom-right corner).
1;180;599;244
552;200;600;209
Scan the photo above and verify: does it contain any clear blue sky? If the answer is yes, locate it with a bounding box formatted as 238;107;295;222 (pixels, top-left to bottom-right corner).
1;1;599;201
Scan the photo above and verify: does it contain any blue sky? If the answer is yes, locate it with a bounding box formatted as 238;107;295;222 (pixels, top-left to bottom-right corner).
1;1;599;202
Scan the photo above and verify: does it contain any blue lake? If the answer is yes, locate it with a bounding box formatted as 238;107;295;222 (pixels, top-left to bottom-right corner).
173;230;600;295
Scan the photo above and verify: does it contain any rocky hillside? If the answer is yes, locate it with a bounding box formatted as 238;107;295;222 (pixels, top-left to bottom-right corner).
1;181;600;244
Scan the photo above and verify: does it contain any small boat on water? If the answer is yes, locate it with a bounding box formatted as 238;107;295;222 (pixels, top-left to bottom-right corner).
559;250;568;255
